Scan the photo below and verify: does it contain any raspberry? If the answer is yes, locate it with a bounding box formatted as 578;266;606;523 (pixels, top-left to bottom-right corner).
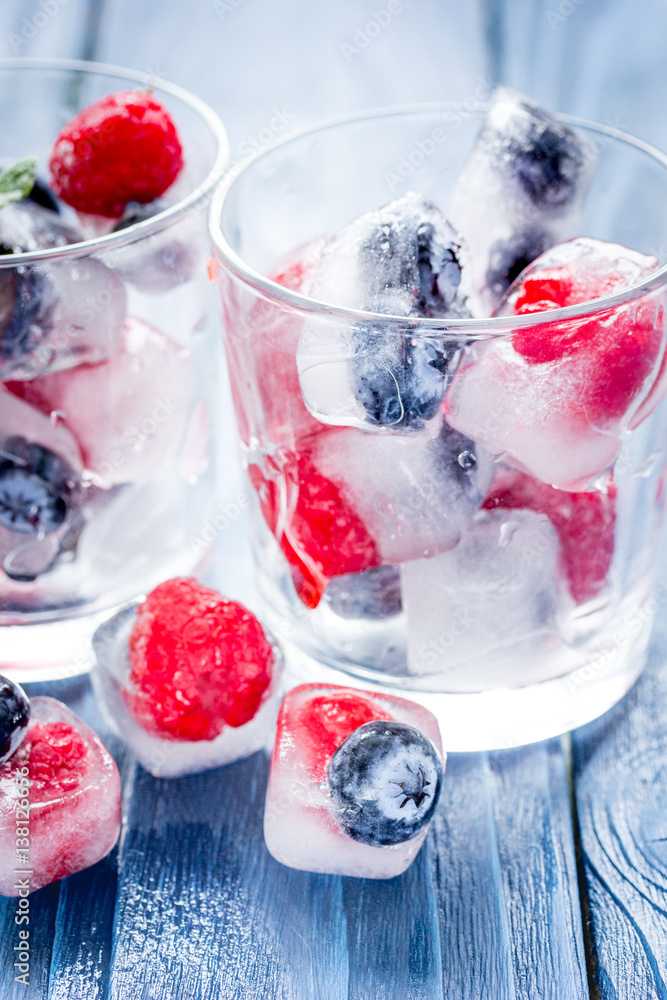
483;468;617;603
287;689;392;783
126;578;275;741
249;447;381;609
0;722;88;802
49;90;184;218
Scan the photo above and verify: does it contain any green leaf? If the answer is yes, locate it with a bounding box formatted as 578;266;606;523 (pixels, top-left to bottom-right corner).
0;157;38;211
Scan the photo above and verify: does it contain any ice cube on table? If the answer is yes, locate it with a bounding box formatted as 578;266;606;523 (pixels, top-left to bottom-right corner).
297;192;468;430
448;86;594;316
0;201;126;380
402;508;573;690
9;316;192;487
92;603;284;778
0;696;121;895
249;416;491;607
445;238;665;490
0;388;84;581
263;683;444;878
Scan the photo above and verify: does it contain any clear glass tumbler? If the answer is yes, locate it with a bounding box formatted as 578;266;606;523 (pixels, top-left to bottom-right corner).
210;105;667;750
0;58;229;679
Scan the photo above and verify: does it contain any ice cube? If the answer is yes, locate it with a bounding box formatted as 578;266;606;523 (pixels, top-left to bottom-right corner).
446;238;664;490
0;201;126;380
249;416;491;608
0;388;84;581
106;202;200;294
323;565;402;620
402;508;573;690
10;317;192;487
448;86;594;316
297;192;467;430
263;683;444;878
0;696;121;895
92;598;284;779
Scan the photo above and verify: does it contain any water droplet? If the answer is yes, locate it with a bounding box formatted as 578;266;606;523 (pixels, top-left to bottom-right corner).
499;520;519;547
458;450;476;470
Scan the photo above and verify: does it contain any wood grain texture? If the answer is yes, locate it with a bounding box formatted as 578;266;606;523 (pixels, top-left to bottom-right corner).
572;614;667;999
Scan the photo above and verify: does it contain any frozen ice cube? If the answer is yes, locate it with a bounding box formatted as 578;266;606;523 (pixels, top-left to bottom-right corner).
12;317;192;487
402;508;573;690
445;238;664;490
263;683;444;878
297;192;468;430
0;389;84;581
0;201;126;380
0;696;121;895
323;565;402;620
92;602;284;778
448;86;595;316
106;202;201;293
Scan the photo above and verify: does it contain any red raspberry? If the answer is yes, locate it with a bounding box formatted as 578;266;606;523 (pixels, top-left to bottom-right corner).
1;722;88;802
126;578;275;741
285;688;393;782
483;468;617;604
249;447;381;609
49;90;184;218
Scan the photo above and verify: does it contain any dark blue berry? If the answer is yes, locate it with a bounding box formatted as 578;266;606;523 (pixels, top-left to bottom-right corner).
327;720;442;846
0;263;56;365
26;178;61;215
486;229;551;301
0;437;76;536
111;199;165;232
324;565;402;620
0;675;30;765
509;104;586;209
435;424;483;500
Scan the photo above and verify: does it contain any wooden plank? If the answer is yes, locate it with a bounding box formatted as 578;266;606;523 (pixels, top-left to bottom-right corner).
572;612;667;999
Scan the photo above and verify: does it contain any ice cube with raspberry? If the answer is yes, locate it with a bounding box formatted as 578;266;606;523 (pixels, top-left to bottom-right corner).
0;388;84;581
249;416;491;608
445;237;665;490
9;316;192;487
296;192;468;431
263;683;444;878
448;86;595;316
92;578;283;777
0;690;121;896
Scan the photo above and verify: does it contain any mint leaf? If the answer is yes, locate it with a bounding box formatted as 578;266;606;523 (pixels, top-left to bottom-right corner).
0;157;38;211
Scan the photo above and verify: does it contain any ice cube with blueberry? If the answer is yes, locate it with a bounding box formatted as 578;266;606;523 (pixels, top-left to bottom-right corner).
263;683;444;878
448;86;595;316
11;316;192;487
0;199;126;380
250;416;491;608
0;388;84;581
0;684;121;896
92;578;283;778
297;192;468;430
445;237;665;490
401;508;573;690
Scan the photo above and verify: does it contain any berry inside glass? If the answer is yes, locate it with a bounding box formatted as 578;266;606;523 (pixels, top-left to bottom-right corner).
0;59;229;678
211;92;667;750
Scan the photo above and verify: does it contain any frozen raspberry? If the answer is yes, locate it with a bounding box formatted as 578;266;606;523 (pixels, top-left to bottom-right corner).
2;721;88;802
249;448;381;609
49;90;184;218
285;687;392;783
127;578;275;741
483;468;617;603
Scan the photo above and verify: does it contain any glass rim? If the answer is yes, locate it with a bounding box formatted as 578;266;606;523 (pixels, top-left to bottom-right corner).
0;56;230;266
209;101;667;334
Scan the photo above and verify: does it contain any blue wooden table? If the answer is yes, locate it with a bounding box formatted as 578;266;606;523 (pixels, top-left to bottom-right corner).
2;1;667;996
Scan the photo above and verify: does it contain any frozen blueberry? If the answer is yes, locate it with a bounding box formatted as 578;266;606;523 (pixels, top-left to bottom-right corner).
0;437;78;536
0;261;56;365
485;229;551;301
509;105;586;209
0;675;30;765
327;720;442;846
26;178;61;215
324;565;402;620
112;200;166;232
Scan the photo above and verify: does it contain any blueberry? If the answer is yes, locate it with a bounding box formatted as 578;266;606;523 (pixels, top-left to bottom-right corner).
324;566;402;620
112;200;165;232
0;437;77;536
0;675;30;765
0;261;56;365
486;229;551;301
509;105;586;209
26;178;61;215
327;720;442;846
